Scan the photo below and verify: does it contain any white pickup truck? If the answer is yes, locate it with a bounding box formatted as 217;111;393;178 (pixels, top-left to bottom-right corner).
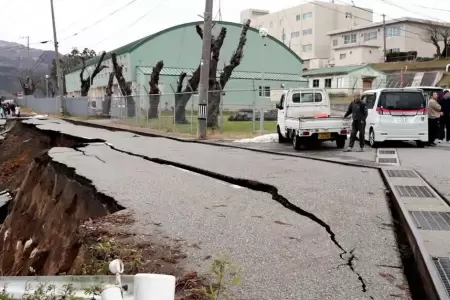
276;88;351;150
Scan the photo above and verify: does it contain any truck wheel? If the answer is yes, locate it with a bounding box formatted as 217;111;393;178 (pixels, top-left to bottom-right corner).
277;126;287;143
336;137;346;148
292;134;301;150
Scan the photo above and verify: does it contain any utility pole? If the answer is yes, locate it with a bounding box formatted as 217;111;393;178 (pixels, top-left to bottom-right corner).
20;36;30;73
197;0;213;139
50;0;64;114
382;14;387;62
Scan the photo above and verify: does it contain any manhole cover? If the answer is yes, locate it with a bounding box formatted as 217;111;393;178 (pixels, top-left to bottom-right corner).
386;170;417;178
395;185;434;198
410;211;450;230
432;257;450;296
379;150;396;155
378;158;398;163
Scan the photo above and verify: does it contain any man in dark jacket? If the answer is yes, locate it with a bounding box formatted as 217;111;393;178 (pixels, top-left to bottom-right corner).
438;90;450;142
343;92;368;152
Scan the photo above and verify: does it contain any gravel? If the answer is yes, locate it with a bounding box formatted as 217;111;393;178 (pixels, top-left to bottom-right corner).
27;118;405;299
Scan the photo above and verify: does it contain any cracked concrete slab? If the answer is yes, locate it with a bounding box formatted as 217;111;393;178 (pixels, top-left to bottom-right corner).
28;119;406;299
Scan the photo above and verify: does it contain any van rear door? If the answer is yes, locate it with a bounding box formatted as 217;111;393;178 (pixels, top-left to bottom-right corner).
376;91;427;130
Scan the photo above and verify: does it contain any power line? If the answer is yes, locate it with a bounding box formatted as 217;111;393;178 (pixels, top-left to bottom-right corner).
378;0;446;23
88;0;170;49
59;0;141;42
58;0;121;33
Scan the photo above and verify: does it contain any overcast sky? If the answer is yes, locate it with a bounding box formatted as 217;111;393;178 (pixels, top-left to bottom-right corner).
2;0;450;54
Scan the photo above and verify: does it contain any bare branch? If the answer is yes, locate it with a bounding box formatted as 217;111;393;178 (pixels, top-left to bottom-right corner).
196;25;203;39
176;72;187;94
90;52;107;84
220;19;251;88
149;60;164;94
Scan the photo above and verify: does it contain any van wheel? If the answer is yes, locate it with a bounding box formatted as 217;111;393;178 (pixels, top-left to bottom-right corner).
336;137;346;148
416;141;425;148
277;126;287;143
369;129;378;148
293;134;301;150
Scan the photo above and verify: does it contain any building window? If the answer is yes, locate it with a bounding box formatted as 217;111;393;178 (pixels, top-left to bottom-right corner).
291;31;300;38
312;79;319;87
296;14;301;21
302;44;312;52
302;28;312;36
344;33;356;44
387;26;402;37
363;31;377;41
259;86;270;97
340;53;346;59
325;78;332;88
303;12;312;20
336;77;344;88
389;48;400;53
332;39;338;46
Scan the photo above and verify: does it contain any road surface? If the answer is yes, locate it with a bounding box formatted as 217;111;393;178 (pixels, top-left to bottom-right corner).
22;118;407;300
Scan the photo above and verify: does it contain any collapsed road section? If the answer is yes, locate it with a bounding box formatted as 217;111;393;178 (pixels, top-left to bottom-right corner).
0;119;418;299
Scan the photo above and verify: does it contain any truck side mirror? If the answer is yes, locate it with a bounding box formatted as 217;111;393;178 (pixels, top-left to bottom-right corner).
276;103;281;109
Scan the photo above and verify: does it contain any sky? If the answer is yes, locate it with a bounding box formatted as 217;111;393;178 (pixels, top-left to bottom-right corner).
2;0;450;54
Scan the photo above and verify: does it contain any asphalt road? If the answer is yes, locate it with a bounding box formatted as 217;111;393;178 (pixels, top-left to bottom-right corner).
24;118;406;300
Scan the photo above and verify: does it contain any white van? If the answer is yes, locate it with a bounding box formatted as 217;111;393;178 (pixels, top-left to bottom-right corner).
362;88;428;148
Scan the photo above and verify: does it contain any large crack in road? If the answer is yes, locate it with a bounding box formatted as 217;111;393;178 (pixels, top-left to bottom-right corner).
71;141;374;298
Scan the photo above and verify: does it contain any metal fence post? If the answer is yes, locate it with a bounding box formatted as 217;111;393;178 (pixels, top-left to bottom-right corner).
260;108;264;135
173;99;176;133
190;95;194;133
219;90;224;134
252;80;256;134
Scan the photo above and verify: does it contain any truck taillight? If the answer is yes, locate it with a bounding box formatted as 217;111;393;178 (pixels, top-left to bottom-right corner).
416;108;427;115
376;107;388;115
302;131;310;136
340;129;348;135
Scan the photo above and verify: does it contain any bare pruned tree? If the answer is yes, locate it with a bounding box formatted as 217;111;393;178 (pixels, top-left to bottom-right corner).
174;25;227;124
422;22;450;58
148;60;164;118
18;76;41;95
103;71;115;116
80;51;107;96
112;52;135;117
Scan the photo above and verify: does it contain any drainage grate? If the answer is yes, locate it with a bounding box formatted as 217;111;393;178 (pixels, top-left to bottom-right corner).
379;150;396;155
386;170;417;178
410;211;450;230
432;257;450;296
395;185;434;197
378;158;398;164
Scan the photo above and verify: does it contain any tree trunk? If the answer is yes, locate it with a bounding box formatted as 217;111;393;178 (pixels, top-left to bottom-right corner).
80;52;107;97
174;72;189;124
207;89;221;128
148;60;164;119
148;94;160;118
112;53;134;117
103;71;115;116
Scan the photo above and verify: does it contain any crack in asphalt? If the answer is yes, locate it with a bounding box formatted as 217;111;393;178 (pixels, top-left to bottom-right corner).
72;146;106;163
75;141;374;297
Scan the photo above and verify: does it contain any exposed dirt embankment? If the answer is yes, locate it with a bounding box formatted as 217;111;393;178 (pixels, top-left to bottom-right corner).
0;122;205;298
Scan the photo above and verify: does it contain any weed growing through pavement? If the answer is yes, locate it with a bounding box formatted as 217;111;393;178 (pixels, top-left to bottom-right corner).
0;282;85;300
189;255;242;300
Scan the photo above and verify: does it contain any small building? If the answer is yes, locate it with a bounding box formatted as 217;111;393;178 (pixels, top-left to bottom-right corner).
64;21;306;110
327;17;450;67
302;64;386;96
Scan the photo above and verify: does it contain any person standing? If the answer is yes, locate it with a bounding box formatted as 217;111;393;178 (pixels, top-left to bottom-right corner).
428;92;441;146
438;90;450;143
344;91;368;152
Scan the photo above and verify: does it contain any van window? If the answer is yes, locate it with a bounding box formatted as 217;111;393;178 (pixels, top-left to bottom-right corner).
378;91;425;110
292;92;323;103
362;93;376;109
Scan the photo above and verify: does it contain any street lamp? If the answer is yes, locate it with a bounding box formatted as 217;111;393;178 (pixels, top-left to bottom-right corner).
45;75;50;98
259;27;268;99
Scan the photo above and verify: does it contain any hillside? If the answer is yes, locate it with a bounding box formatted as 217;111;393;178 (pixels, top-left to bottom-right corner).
0;40;57;97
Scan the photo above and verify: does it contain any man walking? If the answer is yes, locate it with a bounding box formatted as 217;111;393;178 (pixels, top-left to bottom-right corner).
428;92;441;146
344;91;368;152
438;90;450;143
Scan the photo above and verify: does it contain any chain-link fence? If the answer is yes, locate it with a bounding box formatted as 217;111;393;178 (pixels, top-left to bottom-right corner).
19;89;280;136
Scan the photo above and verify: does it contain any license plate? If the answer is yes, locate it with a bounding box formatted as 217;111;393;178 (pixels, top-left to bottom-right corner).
397;117;408;122
318;132;331;139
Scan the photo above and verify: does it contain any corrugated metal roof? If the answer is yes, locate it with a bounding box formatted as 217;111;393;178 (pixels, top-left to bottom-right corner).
66;21;303;74
302;65;368;76
137;67;305;81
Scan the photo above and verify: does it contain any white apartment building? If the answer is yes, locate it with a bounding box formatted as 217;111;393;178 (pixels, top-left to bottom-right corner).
240;1;373;68
327;17;450;67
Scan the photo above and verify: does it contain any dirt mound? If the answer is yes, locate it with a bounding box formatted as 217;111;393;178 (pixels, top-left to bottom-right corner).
0;121;207;299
